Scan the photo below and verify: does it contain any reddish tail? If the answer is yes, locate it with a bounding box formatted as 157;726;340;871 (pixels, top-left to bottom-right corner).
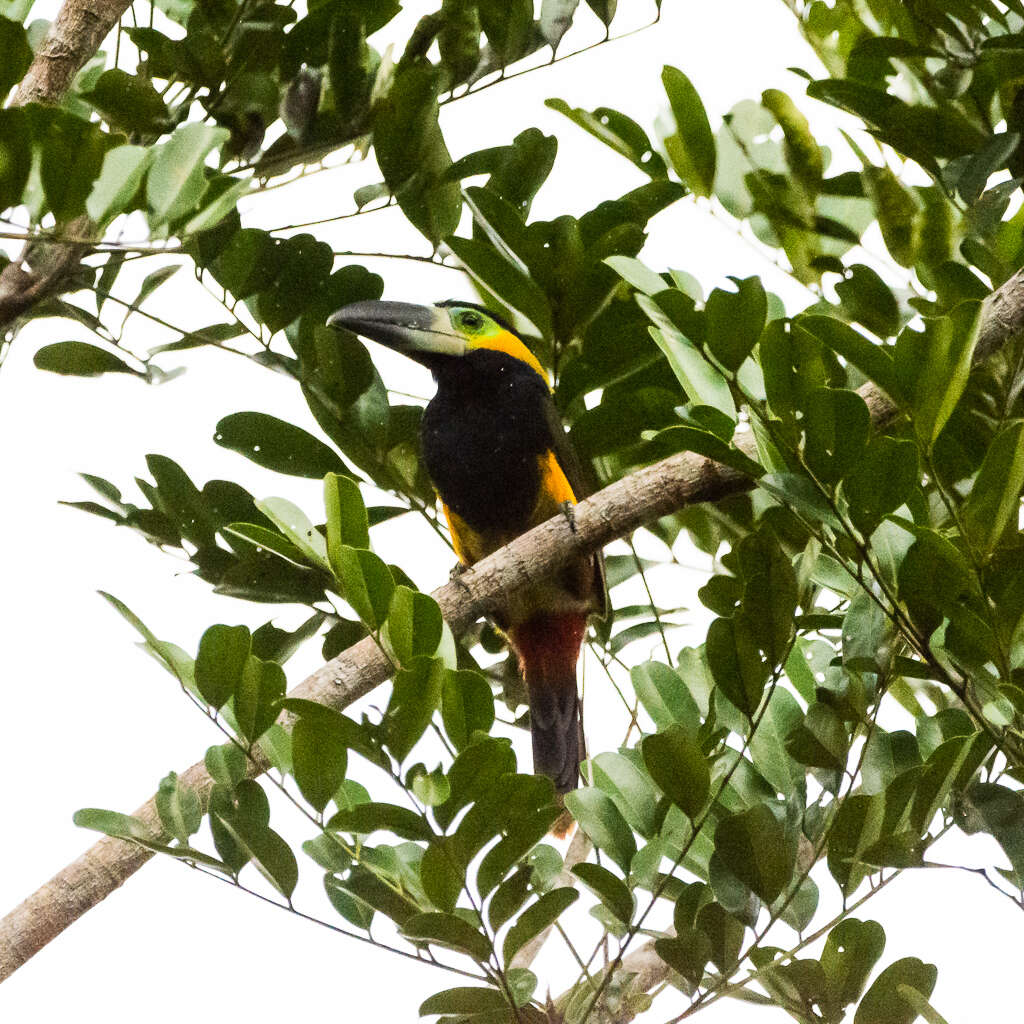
509;612;587;795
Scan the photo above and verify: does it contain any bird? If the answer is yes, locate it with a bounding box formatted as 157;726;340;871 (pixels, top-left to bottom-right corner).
327;298;606;799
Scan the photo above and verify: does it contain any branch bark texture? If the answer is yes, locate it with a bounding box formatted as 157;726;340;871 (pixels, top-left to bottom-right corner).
2;266;1024;982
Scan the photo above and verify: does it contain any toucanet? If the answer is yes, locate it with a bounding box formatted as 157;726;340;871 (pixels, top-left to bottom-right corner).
327;299;606;796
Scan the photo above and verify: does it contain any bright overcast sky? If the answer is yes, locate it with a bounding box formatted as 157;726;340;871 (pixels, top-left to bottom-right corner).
1;0;1020;1020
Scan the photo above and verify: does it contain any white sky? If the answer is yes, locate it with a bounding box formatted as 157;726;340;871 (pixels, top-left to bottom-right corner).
1;0;1021;1020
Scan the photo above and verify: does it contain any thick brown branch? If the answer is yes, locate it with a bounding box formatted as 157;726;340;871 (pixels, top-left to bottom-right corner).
1;266;1023;983
11;0;131;107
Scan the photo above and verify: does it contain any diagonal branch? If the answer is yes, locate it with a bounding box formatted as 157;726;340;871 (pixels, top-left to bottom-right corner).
1;267;1023;983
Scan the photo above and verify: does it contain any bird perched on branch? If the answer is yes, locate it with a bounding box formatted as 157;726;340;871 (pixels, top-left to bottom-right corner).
327;299;606;800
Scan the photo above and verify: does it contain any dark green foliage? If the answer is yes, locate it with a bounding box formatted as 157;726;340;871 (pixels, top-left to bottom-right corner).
36;1;1024;1020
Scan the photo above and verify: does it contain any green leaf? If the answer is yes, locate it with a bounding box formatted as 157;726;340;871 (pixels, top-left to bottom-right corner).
254;496;329;570
99;592;196;691
233;655;286;743
146;123;229;225
37;110;117;221
204;743;248;787
215;412;347;479
835;265;901;339
420;838;464;913
631;661;701;732
539;0;579;50
477;806;562;896
843;438;919;537
255;233;334;331
155;771;202;844
785;703;848;770
955;782;1024;883
488;867;532;931
323;873;374;929
572;863;634;924
74;808;153;841
644;316;735;419
736;530;798;666
0;108;33;213
210;228;280;299
761;318;829;428
402;911;492;962
209;779;270;872
604;254;667;296
714;805;794;903
502;888;579;963
182;176;250;235
696;901;745;971
797;315;901;402
325;472;369;554
0;17;33;96
655;930;713;985
548;101;668;178
223;522;310;568
705;277;766;372
214;817;298;898
662;66;716;196
329;802;432;841
82;69;171;134
894;986;952;1024
336;865;418;925
861;730;921;795
441;669;495;750
854;958;937;1024
383;586;443;666
762;89;822;193
591;751;661;838
564;789;636;873
827;793;883;895
292;712;349;814
748;686;804;797
507;968;537;1008
34;341;140;378
330;545;395;629
705;615;769;718
642;425;763;477
961;421;1024;559
419;987;508;1017
821;918;886;1016
385;657;445;763
958;131;1021;205
862;165;920;267
642;724;710;819
803;388;870;484
894;302;982;446
252;611;325;665
195;624;251;710
373;64;461;246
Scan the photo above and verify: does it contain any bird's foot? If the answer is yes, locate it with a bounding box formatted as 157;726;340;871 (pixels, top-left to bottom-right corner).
449;560;469;579
560;500;578;535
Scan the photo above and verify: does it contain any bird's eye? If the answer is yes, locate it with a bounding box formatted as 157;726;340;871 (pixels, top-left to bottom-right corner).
460;310;484;329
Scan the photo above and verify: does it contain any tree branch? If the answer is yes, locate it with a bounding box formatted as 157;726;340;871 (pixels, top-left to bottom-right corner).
2;266;1023;982
12;0;130;107
0;0;131;332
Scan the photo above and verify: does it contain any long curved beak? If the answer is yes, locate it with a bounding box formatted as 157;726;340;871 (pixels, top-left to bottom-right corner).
326;300;467;359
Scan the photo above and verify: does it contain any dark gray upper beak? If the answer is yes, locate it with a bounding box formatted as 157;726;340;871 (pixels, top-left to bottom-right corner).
326;300;467;358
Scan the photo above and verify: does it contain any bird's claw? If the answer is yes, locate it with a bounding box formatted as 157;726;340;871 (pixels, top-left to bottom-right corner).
560;500;578;534
449;561;469;579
